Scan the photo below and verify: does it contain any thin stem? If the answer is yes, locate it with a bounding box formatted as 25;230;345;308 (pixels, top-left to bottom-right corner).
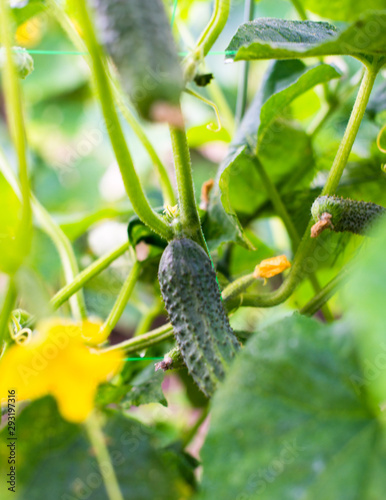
222;273;256;303
0;148;86;319
322;64;379;195
183;0;230;80
76;0;173;241
101;262;141;337
46;0;176;206
182;405;209;448
85;413;124;500
0;278;17;355
290;0;307;20
0;0;32;261
101;323;174;354
235;0;254;125
51;242;129;311
300;267;349;317
195;0;230;57
170;121;207;250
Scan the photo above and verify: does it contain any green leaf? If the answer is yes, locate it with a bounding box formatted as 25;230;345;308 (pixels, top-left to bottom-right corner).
0;172;24;274
122;365;167;407
0;397;193;499
206;61;340;249
300;0;386;22
11;0;46;27
226;12;386;62
344;215;386;409
199;314;386;500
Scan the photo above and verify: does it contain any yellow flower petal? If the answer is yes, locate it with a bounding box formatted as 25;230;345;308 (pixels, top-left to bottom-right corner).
0;318;123;423
253;255;291;279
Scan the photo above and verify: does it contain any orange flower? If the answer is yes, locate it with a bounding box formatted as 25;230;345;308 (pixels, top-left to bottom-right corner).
253;255;291;279
0;318;123;423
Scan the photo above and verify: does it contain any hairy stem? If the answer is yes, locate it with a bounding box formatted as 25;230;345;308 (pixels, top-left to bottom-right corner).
195;0;230;57
51;242;129;311
100;262;141;337
101;323;174;354
77;0;173;240
85;413;124;500
170;121;207;250
0;0;32;263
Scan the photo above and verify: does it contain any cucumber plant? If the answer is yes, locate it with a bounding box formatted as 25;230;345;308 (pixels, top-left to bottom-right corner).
0;0;386;499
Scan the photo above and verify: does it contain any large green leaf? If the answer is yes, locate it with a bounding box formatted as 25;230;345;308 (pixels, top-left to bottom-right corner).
206;61;340;249
300;0;386;22
199;314;386;500
226;12;386;62
344;215;386;409
0;397;193;499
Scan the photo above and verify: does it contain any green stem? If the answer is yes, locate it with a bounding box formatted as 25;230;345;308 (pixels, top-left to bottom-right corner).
182;406;209;448
101;323;174;354
290;0;307;20
227;61;379;308
252;157;334;320
76;0;173;241
0;278;17;355
85;413;124;500
322;64;379;195
47;0;175;207
235;0;254;125
51;242;129;311
100;262;141;337
300;267;349;317
0;0;32;261
183;0;230;80
195;0;230;57
222;273;256;303
170;122;207;250
0;148;86;319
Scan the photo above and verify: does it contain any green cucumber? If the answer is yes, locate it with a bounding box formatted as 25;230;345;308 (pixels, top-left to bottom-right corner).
311;195;385;237
93;0;184;121
158;238;240;397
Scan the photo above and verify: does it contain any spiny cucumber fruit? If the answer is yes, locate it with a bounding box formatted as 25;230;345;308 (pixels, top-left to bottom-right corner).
311;195;385;237
93;0;184;121
158;238;240;397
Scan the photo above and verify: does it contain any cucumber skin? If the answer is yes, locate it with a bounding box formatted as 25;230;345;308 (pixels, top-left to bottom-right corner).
311;196;385;235
158;238;240;397
93;0;183;119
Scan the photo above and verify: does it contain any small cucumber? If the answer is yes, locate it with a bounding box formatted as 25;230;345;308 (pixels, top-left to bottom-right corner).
311;195;385;237
93;0;184;121
158;238;240;397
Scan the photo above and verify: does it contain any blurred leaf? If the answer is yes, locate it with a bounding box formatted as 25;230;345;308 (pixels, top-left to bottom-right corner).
199;314;386;500
299;0;386;22
128;210;167;249
0;172;24;274
367;80;386;117
206;61;340;249
0;396;193;500
187;123;231;148
11;0;46;27
121;365;167;407
344;214;386;409
57;205;132;241
226;12;386;62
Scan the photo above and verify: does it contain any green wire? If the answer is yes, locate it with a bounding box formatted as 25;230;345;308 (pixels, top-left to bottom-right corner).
124;357;164;361
16;49;237;57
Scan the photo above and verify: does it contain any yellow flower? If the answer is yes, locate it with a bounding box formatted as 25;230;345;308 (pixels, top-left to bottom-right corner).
15;17;43;48
0;318;123;423
253;255;291;279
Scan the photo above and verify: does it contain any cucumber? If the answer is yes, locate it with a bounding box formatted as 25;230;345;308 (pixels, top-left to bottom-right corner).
93;0;184;121
158;238;240;397
311;195;385;237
